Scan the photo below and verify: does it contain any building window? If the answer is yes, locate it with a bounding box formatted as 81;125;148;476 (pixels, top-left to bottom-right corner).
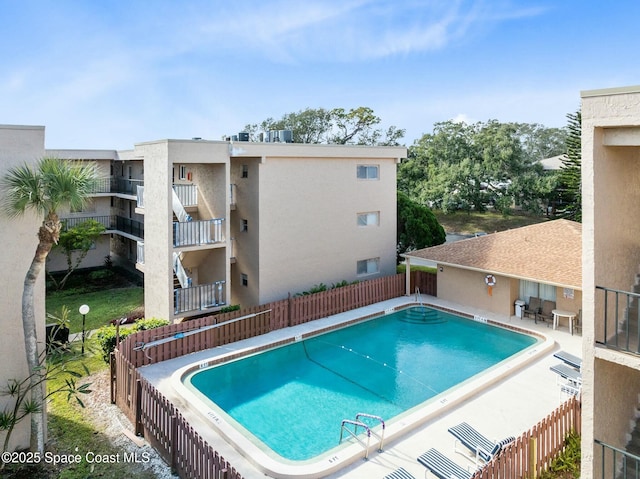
357;165;379;180
242;165;248;178
519;280;557;302
179;165;187;180
241;273;248;287
357;211;379;227
357;258;380;276
241;219;248;232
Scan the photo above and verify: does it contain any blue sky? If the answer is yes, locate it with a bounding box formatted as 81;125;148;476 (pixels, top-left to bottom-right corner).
2;0;640;150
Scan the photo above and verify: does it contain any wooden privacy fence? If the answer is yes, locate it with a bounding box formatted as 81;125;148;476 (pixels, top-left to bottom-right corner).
472;396;581;479
112;271;436;479
118;273;419;368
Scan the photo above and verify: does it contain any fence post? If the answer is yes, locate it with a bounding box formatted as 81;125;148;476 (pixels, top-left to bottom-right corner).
529;436;537;479
109;351;116;404
135;379;143;436
218;468;228;479
171;413;178;474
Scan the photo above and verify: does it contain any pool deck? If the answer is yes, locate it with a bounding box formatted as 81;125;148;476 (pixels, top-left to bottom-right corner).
138;295;582;479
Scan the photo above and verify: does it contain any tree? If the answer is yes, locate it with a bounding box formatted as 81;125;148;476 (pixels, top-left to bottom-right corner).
397;191;446;261
399;120;562;214
244;106;405;146
49;219;107;290
1;157;97;453
0;307;91;457
558;110;582;222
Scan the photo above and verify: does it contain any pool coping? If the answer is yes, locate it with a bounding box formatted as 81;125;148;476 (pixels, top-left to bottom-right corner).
165;300;555;479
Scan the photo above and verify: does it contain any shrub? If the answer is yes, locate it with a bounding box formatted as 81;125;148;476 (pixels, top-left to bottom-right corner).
219;304;241;313
95;317;170;362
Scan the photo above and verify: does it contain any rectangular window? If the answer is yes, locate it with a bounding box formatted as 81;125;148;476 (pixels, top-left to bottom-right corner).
242;165;248;178
179;165;187;180
357;258;380;276
519;280;557;302
241;273;248;287
357;165;379;180
357;211;379;227
241;219;248;232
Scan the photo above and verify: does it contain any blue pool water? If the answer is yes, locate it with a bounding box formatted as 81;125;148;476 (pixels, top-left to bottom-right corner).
186;307;537;461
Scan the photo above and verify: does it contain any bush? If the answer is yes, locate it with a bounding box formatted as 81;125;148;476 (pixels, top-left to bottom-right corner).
95;317;170;362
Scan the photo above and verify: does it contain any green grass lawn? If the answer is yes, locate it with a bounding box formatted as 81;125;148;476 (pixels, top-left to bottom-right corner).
433;210;549;235
47;287;144;333
46;268;144;333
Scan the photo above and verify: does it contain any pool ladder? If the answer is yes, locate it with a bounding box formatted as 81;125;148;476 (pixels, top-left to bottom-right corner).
339;413;385;460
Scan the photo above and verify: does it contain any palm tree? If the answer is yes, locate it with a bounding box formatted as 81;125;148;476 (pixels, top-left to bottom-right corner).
1;157;97;453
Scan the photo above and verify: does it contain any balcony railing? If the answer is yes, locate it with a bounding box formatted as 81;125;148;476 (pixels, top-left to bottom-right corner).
596;286;640;355
61;215;112;230
137;241;144;265
61;215;143;239
89;177;112;194
595;439;640;479
230;183;236;208
111;178;144;195
173;218;224;247
174;281;226;315
173;184;198;207
136;185;144;208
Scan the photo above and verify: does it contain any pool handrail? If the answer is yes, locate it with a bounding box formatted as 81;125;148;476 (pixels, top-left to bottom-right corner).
339;419;372;460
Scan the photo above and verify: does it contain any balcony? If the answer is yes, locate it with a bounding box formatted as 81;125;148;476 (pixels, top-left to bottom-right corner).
173;184;198;207
60;215;144;239
596;286;640;356
89;178;112;194
174;281;226;315
111;178;143;196
595;439;640;479
173;218;224;247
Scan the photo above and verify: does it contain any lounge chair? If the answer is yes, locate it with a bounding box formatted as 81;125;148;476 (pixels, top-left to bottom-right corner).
550;363;582;385
553;350;582;370
536;300;556;324
417;448;472;479
523;297;542;320
383;467;416;479
448;422;515;464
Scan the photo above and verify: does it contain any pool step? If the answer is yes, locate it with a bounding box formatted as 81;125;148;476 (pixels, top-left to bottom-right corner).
400;308;446;324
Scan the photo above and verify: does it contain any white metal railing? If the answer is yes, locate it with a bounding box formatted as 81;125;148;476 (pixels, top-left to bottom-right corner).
137;241;144;265
173;218;224;247
172;252;191;289
172;188;192;222
174;281;226;314
173;183;198;207
137;185;144;208
230;183;236;207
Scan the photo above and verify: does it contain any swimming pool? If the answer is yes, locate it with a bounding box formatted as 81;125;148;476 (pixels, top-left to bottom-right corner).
183;306;539;464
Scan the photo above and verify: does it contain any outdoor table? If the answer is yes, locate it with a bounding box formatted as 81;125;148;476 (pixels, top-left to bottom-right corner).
552;309;576;334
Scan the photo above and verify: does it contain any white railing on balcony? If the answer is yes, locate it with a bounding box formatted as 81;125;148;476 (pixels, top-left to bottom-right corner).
230;183;237;207
172;188;192;222
137;185;144;208
137;241;144;265
173;184;198;207
172;252;191;289
174;281;226;315
173;218;224;247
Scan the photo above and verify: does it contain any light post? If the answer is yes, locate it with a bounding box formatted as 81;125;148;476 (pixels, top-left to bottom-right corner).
79;304;90;354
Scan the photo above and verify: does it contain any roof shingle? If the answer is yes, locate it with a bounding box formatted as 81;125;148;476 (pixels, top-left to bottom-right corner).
404;219;581;289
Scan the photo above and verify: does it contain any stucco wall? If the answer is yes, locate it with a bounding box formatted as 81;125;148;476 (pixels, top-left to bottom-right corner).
230;157;261;307
256;156;398;303
437;266;515;316
0;125;46;451
581;86;640;478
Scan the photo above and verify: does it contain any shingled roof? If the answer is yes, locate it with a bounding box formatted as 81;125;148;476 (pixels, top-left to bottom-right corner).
403;219;581;289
